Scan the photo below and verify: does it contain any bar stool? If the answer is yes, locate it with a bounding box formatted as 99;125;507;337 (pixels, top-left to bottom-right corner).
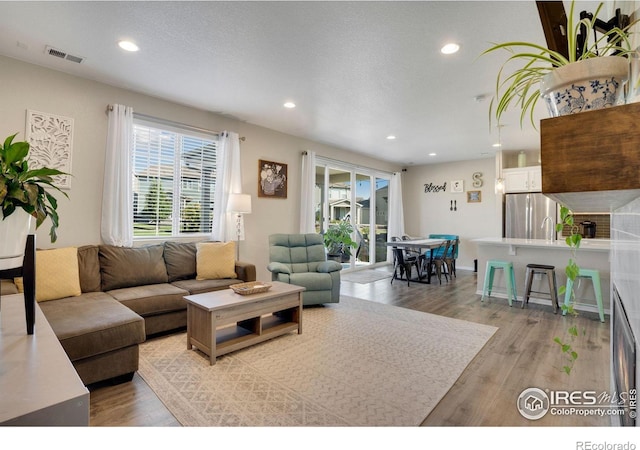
563;268;605;322
481;260;517;306
523;264;559;313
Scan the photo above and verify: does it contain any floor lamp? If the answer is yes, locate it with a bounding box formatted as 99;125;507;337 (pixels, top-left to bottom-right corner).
227;193;252;260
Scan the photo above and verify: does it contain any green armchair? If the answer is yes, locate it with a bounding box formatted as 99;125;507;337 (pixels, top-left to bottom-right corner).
267;233;342;306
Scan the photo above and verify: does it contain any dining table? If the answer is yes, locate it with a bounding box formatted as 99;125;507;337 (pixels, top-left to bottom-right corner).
386;238;446;284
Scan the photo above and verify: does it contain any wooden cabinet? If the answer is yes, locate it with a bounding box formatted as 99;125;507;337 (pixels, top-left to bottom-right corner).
540;102;640;212
503;166;542;192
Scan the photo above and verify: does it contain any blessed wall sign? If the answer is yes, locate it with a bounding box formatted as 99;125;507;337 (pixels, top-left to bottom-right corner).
424;182;447;193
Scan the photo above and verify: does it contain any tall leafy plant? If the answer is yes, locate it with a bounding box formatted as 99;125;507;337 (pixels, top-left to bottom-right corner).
0;133;68;242
482;1;637;128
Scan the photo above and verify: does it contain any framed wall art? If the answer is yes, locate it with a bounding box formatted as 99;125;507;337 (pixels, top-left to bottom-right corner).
258;159;287;198
467;190;482;203
451;179;464;193
25;109;74;189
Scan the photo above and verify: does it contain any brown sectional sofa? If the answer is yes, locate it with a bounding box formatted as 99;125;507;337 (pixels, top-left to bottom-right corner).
25;241;256;386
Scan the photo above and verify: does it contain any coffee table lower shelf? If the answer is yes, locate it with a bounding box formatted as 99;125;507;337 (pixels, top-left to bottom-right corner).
184;282;305;365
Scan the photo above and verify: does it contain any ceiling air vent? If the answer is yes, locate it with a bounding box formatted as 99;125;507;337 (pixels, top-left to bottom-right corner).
44;45;85;64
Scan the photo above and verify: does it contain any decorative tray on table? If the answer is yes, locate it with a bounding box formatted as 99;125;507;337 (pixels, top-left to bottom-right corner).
229;281;272;295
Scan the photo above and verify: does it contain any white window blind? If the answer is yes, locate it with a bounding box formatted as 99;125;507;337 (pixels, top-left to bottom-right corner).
132;118;218;238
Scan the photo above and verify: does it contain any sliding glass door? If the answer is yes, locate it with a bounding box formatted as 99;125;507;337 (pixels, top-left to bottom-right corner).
315;160;391;269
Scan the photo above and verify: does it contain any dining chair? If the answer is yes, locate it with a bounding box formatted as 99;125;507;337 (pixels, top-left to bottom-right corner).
443;238;459;278
430;240;451;284
390;237;421;286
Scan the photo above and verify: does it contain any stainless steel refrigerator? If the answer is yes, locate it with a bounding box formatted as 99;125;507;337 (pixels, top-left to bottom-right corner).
504;193;558;239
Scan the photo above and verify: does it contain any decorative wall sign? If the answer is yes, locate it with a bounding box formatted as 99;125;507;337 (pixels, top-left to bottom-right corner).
25;110;74;189
258;159;287;198
472;172;483;187
451;180;464;193
424;182;447;193
467;190;482;203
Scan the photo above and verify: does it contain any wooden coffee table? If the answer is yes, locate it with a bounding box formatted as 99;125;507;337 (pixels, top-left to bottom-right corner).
184;281;305;365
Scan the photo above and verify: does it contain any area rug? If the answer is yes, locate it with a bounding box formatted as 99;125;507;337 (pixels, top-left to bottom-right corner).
341;269;391;284
138;296;497;426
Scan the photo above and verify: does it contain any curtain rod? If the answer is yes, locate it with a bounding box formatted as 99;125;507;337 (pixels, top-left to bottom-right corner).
106;105;245;141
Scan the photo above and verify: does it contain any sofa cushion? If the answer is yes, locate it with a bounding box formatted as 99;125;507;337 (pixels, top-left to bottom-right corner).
39;292;145;362
77;245;101;293
35;247;82;302
100;244;168;291
196;242;237;280
163;241;197;282
106;283;189;317
172;278;239;295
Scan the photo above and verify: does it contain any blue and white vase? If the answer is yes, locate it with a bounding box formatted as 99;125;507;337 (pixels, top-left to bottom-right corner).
540;56;629;117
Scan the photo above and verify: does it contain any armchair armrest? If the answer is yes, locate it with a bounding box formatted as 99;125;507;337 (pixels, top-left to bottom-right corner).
317;261;342;273
267;262;291;274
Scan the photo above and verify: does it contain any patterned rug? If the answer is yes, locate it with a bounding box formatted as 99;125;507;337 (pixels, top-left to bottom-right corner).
341;270;391;284
138;296;497;426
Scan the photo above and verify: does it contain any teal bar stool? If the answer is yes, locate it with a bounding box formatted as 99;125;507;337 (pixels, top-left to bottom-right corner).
563;268;605;322
481;260;517;306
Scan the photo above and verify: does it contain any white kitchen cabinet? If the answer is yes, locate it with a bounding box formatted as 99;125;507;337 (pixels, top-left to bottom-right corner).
503;166;542;192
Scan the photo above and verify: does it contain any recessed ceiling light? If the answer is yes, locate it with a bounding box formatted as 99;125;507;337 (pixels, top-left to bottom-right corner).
440;43;460;55
118;40;139;52
283;102;296;109
386;135;396;140
428;152;437;156
492;143;502;148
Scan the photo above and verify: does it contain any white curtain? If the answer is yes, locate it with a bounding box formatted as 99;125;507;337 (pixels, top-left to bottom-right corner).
299;150;316;233
212;131;243;241
101;104;133;246
387;171;405;260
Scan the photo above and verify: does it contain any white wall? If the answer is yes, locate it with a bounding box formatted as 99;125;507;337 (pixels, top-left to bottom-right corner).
0;55;400;281
401;158;501;270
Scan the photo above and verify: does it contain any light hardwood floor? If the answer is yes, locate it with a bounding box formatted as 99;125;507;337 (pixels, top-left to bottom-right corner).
89;268;611;427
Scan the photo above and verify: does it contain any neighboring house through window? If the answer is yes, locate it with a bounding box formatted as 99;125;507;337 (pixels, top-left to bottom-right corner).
132;117;218;238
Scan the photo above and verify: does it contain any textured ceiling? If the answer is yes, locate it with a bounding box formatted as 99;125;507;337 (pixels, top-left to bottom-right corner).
0;1;602;165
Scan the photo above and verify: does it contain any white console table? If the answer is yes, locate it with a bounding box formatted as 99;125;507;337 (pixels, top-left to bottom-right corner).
0;294;89;426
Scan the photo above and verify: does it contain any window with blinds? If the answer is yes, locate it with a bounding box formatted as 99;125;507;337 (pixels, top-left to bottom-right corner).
132;119;218;238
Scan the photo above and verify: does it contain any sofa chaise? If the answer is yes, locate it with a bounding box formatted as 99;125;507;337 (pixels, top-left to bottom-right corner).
4;241;256;386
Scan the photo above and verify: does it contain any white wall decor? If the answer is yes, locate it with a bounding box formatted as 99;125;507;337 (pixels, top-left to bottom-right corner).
25;109;74;189
451;179;464;193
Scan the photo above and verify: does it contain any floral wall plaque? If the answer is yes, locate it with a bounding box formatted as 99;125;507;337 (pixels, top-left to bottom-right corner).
25;110;74;189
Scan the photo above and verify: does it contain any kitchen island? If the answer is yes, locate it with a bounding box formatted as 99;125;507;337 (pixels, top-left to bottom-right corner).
474;237;610;315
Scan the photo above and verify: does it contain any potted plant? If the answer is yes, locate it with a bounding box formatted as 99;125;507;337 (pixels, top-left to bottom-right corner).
482;0;638;128
0;133;68;269
323;221;357;263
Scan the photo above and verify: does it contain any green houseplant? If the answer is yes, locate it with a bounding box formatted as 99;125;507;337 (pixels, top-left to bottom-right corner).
324;221;357;263
0;133;68;243
482;0;637;128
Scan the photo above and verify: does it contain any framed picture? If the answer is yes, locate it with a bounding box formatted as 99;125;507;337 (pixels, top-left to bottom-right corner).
467;190;482;203
451;179;464;193
258;159;287;198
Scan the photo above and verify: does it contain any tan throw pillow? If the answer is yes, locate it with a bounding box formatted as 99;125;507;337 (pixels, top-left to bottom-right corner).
36;247;82;302
196;242;237;280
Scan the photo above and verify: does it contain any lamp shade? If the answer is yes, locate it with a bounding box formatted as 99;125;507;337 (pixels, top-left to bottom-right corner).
227;193;252;214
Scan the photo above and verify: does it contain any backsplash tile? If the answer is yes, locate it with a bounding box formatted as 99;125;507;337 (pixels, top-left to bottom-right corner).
561;214;610;239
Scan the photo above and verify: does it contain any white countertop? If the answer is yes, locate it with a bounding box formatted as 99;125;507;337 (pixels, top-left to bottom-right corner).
474;237;610;252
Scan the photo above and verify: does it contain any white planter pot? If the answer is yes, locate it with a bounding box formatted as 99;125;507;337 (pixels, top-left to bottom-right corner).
540;56;629;117
0;211;32;271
